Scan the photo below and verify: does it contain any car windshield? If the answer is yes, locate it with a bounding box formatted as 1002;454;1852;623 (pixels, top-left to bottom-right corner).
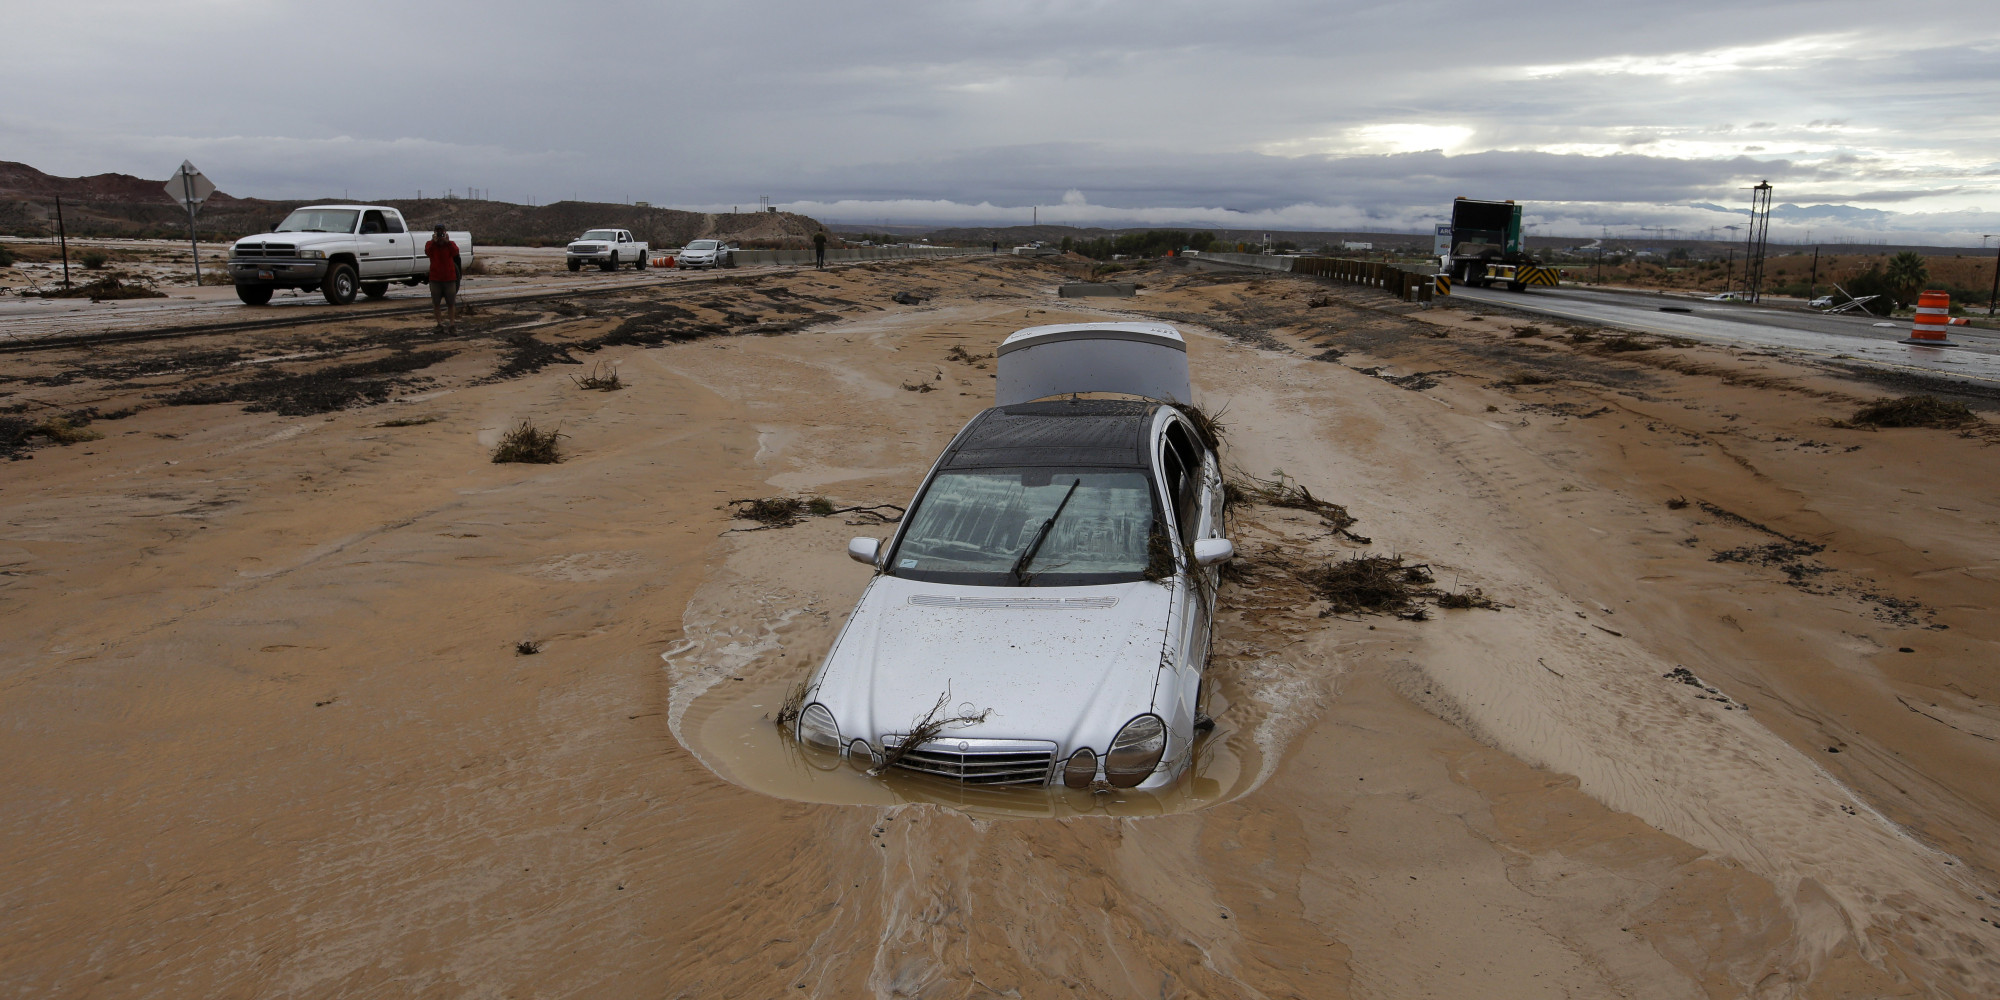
686;240;719;250
274;209;359;234
580;230;617;241
888;467;1156;587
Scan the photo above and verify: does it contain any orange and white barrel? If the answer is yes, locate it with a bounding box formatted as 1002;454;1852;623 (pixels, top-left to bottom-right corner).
1901;289;1955;345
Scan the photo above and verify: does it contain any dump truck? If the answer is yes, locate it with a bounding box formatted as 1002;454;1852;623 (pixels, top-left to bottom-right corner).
1440;197;1559;291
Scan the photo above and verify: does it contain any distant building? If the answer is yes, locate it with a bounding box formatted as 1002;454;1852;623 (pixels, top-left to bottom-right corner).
1342;241;1374;251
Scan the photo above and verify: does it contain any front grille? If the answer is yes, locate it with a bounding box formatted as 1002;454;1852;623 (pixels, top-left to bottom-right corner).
881;737;1055;785
233;244;297;258
570;246;602;254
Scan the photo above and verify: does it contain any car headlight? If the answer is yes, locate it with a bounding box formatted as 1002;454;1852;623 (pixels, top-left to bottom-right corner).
1062;747;1097;788
1105;714;1166;787
798;702;842;750
298;249;325;259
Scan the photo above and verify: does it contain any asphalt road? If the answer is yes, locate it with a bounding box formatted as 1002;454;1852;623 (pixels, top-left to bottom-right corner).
1453;283;2000;385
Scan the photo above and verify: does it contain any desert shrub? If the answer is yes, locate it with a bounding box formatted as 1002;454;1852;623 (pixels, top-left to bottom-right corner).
35;417;103;445
491;419;563;463
1600;335;1655;352
80;251;107;269
570;362;623;391
0;245;14;267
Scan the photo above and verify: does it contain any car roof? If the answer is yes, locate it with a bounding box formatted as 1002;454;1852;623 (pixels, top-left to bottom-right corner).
939;399;1161;470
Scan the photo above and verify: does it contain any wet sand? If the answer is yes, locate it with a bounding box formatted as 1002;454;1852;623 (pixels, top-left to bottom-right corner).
2;255;1997;997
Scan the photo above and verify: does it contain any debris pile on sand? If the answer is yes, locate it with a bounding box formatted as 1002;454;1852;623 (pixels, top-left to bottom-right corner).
1300;555;1500;618
1226;473;1357;534
1;414;103;455
167;349;454;415
37;277;166;301
1303;555;1434;617
1844;395;1978;429
728;496;904;528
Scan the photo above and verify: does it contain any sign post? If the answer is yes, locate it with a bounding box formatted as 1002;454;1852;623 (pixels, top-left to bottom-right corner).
163;161;217;286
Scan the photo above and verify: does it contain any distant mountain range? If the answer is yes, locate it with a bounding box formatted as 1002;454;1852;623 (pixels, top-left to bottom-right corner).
0;161;831;248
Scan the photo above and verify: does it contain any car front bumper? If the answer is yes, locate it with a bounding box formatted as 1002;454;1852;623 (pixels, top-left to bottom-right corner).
229;259;329;284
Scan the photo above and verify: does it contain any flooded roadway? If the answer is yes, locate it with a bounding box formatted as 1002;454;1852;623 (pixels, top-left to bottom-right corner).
1454;283;2000;384
0;247;794;347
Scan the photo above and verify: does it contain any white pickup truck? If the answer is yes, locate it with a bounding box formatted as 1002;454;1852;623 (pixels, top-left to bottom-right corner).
566;229;649;272
228;205;473;306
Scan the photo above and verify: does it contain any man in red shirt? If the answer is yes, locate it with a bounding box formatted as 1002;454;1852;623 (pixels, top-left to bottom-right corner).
424;223;463;333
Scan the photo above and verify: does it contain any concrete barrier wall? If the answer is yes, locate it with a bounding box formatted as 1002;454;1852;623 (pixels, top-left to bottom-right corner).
719;246;991;268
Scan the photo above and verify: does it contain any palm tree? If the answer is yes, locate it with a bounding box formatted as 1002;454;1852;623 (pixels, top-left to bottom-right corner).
1885;251;1929;307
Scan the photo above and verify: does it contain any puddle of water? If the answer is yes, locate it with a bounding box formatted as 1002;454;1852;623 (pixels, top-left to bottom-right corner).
672;668;1263;819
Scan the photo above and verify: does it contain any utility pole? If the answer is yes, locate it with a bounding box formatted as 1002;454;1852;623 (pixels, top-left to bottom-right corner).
55;194;72;289
1744;180;1772;304
1986;235;1999;317
1808;246;1819;303
1722;224;1741;294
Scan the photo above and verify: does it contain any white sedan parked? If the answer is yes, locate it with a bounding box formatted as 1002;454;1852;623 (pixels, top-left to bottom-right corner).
795;322;1231;791
676;239;732;269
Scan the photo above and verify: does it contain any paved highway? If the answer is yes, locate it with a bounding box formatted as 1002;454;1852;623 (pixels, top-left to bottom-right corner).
1453;284;2000;385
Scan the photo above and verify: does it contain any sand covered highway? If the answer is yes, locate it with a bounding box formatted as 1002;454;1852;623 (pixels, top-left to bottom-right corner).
3;254;1998;997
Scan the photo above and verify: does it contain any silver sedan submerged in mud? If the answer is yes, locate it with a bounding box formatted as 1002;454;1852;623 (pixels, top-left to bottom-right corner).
794;323;1232;790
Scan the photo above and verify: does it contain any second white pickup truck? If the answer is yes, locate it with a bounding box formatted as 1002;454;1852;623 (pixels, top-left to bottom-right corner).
566;229;649;272
228;205;473;306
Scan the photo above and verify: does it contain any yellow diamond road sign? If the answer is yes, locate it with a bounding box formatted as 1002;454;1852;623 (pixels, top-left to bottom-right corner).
164;160;216;210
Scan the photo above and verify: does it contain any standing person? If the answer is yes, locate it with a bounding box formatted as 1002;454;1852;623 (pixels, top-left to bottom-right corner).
424;223;462;332
991;240;999;255
813;230;827;270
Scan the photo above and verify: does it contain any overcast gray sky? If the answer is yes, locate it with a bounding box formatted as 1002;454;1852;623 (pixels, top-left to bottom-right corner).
7;1;1997;242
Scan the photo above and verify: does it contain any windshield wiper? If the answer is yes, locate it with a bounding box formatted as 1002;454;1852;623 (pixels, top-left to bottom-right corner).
1009;478;1081;586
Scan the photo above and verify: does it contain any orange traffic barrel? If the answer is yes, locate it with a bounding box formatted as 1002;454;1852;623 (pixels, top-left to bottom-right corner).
1901;290;1955;345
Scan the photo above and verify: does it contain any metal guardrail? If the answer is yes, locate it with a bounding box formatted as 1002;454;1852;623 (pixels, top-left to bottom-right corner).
1191;252;1437;301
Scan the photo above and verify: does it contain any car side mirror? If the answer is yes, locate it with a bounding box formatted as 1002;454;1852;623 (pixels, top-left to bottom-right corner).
1193;538;1234;566
847;537;881;566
